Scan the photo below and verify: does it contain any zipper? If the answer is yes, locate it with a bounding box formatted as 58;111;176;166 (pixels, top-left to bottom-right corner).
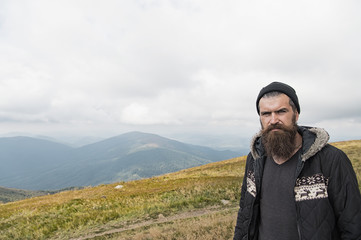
294;156;304;240
246;199;256;239
246;156;264;239
296;202;302;240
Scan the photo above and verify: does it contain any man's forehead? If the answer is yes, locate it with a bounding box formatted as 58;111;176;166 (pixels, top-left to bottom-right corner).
259;93;291;110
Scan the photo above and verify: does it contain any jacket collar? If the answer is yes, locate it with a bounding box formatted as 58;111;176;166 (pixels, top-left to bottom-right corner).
250;126;329;162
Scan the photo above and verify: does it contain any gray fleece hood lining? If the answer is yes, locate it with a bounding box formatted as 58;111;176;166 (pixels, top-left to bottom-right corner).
250;127;330;162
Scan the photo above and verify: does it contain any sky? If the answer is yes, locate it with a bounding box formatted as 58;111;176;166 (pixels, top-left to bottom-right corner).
0;0;360;150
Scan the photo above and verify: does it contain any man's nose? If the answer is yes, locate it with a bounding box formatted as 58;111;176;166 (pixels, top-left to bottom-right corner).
270;112;279;124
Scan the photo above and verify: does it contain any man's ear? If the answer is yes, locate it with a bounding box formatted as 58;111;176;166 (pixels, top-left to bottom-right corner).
295;111;299;122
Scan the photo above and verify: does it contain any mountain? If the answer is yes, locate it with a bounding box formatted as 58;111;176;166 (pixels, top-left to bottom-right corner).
0;137;74;189
0;186;46;203
0;132;239;190
0;186;79;203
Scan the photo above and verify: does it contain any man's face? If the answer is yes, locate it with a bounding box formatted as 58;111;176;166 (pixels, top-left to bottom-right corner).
259;93;299;159
259;93;299;130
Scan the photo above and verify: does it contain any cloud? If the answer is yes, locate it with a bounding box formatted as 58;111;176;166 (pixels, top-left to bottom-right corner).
0;0;360;147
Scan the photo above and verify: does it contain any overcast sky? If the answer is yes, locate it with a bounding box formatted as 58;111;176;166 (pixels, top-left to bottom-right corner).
0;0;360;149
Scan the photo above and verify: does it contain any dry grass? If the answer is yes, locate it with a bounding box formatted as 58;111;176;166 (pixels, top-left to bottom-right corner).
90;208;238;240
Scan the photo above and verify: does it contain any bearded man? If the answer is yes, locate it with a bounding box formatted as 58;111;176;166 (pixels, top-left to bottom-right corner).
233;82;361;240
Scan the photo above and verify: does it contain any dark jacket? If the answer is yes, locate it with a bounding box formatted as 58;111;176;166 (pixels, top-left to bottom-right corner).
234;126;361;240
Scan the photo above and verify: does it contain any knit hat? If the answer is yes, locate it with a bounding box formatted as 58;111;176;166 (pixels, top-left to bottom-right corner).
256;82;300;115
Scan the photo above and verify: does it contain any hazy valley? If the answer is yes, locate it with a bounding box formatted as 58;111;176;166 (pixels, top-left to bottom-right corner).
0;131;239;191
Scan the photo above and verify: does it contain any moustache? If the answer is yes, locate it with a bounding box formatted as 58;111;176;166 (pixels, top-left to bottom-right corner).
263;124;288;133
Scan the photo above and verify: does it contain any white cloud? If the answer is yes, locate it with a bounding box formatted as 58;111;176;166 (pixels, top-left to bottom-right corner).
0;0;360;147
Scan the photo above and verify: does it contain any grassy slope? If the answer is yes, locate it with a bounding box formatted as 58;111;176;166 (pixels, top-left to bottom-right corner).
0;140;360;240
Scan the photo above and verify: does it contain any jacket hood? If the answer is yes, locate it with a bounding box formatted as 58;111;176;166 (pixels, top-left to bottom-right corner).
250;126;330;162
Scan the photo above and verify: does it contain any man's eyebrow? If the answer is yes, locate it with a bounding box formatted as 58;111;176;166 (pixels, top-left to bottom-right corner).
260;108;289;115
276;108;289;112
260;111;271;115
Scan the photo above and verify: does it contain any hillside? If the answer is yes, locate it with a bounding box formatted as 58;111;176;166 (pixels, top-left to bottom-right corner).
0;186;49;204
0;136;73;186
0;139;360;240
0;132;239;190
0;186;83;204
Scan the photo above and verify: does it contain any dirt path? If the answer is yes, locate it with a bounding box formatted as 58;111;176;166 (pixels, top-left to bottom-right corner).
71;206;237;240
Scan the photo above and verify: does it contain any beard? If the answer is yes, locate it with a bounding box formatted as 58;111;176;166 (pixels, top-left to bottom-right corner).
261;117;299;160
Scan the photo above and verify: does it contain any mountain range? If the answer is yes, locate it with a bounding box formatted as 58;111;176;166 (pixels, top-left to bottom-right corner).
0;131;239;190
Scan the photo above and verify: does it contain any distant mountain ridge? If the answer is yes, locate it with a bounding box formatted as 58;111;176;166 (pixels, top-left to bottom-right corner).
0;131;239;190
0;186;45;203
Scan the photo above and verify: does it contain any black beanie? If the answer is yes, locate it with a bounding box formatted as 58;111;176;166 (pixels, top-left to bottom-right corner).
256;82;300;115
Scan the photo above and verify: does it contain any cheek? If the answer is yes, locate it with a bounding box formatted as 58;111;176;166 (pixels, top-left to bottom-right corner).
280;115;293;125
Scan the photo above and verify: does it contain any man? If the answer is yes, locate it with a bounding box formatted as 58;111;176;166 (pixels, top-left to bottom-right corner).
233;82;361;240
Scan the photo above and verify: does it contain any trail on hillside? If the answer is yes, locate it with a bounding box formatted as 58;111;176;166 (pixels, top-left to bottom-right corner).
70;206;237;240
